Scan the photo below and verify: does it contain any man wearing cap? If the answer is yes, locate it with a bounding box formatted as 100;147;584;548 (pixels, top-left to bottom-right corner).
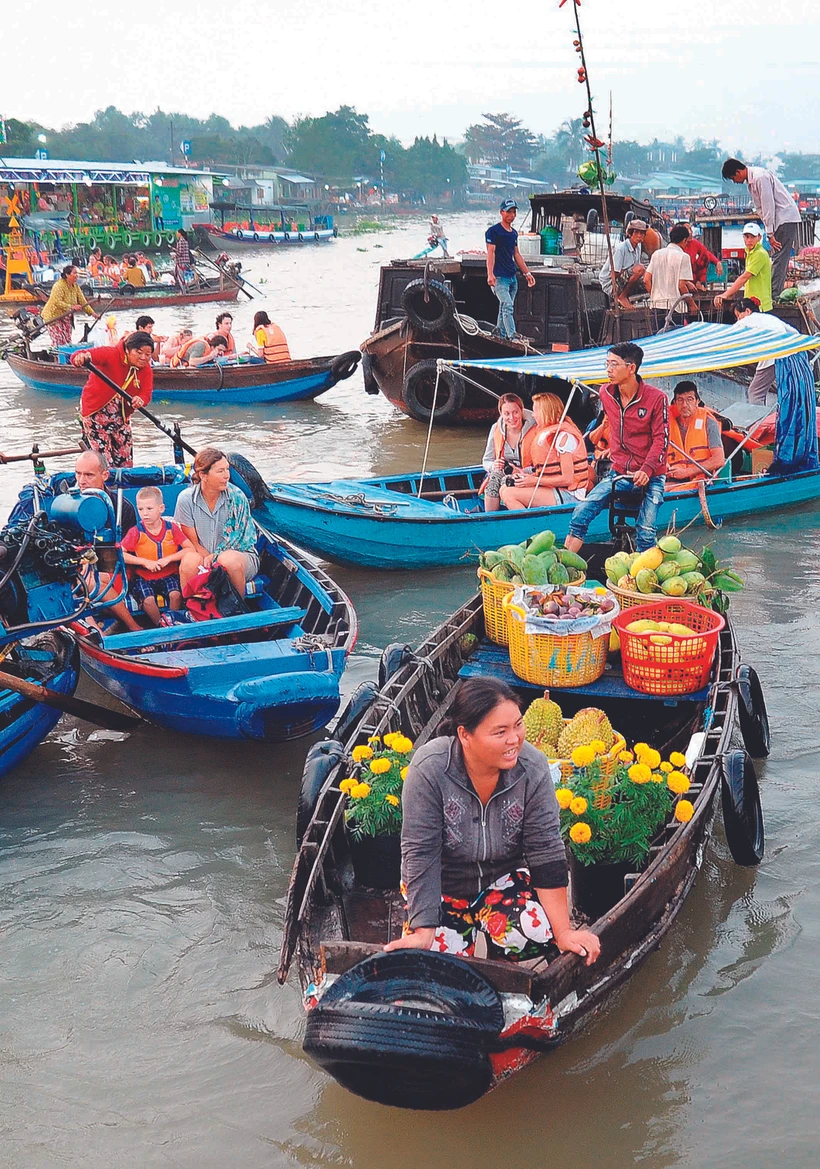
721;159;800;298
713;224;772;312
485;199;536;339
599;220;648;308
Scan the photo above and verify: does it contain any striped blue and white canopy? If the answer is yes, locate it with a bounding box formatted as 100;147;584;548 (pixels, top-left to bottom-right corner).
445;321;820;384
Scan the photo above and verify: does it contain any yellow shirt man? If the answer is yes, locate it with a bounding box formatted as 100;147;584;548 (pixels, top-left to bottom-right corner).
743;239;773;312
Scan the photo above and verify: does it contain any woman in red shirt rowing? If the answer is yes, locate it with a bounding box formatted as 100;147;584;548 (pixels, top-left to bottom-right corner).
70;330;155;468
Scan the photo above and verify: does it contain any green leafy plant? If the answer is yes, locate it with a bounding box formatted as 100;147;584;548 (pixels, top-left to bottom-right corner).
341;733;414;839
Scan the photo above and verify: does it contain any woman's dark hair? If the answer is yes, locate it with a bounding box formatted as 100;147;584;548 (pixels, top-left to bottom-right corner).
438;678;521;737
608;341;644;372
734;297;761;314
253;310;271;329
722;158;745;180
125;330;155;352
497;393;525;415
135;315;154;330
177;228;189;241
62;264;76;278
90;246;102;257
192;446;228;483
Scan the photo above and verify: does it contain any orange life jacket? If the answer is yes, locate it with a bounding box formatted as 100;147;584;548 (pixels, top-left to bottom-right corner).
257;323;290;364
170;337;208;368
128;519;183;580
530;420;588;491
668;406;716;478
492;420;538;468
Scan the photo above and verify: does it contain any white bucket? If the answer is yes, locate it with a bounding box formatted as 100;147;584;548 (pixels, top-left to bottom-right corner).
518;233;542;258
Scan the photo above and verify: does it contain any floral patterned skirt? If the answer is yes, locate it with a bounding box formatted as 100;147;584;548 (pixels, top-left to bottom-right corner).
81;397;133;468
408;867;559;963
47;317;73;347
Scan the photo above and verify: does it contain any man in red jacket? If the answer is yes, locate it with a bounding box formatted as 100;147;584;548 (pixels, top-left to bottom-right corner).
565;341;668;553
71;331;155;468
679;222;723;288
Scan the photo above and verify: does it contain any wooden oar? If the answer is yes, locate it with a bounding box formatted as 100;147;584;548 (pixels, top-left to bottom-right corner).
0;442;86;466
193;246;261;298
0;666;140;730
84;361;198;458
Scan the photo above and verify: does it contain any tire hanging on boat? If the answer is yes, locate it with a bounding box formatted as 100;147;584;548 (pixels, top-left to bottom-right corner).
333;680;379;744
735;664;771;758
720;749;764;866
303;951;505;1110
400;278;456;333
296;739;345;846
360;351;380;396
402;359;465;424
378;643;413;688
329;351;361;383
226;452;273;509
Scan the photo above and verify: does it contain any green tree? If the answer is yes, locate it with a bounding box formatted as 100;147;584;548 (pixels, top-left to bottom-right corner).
463;113;537;169
288;106;371;181
395;136;468;198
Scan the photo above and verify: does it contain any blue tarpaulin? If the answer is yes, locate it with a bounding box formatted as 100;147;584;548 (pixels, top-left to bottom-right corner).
770;351;820;474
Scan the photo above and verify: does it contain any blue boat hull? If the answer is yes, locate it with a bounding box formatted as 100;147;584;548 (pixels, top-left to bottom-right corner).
0;636;80;779
260;465;820;569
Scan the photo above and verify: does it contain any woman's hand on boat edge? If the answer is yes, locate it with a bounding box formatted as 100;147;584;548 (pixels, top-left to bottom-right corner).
553;927;601;966
384;927;436;952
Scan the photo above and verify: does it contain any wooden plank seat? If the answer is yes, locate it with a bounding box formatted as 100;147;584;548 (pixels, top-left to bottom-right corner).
102;605;307;652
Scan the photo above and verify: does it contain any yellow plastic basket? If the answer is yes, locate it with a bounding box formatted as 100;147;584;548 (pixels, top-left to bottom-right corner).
504;594;609;688
552;725;627;809
607;581;668;610
478;568;516;646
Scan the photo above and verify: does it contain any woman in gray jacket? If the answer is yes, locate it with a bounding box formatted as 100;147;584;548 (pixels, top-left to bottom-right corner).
385;677;600;965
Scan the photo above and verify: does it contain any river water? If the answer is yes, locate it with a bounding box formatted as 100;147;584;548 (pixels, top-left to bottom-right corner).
0;213;817;1168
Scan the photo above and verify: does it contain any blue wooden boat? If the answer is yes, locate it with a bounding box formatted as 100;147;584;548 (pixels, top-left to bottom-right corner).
5;349;361;406
15;463;357;741
259;322;820;569
0;632;80;779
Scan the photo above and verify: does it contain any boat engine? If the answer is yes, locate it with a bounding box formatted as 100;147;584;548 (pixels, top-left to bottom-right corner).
0;511;92;632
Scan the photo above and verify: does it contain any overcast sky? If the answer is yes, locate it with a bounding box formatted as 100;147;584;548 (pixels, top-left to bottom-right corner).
9;0;820;157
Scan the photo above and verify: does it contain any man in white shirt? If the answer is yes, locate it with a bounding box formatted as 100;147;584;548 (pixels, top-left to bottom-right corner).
599;219;648;307
644;224;696;312
722;158;801;299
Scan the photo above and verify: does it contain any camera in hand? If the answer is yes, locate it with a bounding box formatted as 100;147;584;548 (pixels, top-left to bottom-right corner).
503;461;516;486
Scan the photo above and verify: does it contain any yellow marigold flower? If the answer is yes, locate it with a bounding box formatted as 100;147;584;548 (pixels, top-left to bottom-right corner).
351;745;373;763
569;822;592;844
619;750;634;764
400;766;409;781
384;793;400;807
392;735;414;754
555;787;574;809
382;732;397;747
669;751;686;768
628;763;652;785
634;742;650;759
367;735;381;745
589;739;607;754
339;778;357;794
569;796;588;815
674;799;695;823
571;744;596;768
667;771;690;795
660;761;673;773
369;757;391;775
650;771;665;784
642;747;661;770
351;782;371;799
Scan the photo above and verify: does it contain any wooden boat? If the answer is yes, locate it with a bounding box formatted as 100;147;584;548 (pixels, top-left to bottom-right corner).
0;275;241;311
5;349;361;406
277;578;765;1109
260;322;820;568
0;632;80;779
204;225;336;248
18;462;357;741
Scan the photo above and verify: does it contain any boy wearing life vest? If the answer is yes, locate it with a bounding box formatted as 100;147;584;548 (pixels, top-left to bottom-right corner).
120;486;192;626
665;382;726;489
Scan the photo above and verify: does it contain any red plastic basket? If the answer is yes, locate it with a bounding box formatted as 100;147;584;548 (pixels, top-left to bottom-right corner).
613;600;725;696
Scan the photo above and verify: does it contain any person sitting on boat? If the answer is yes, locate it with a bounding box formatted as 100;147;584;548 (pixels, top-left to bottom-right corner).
41;265;96;348
88;247;105;281
644;223;697;315
713;223;773;313
103;255;121;283
248;310;291;364
731;296;797;404
159;328;193;365
70;331;155;468
120;486;191;627
170;334;229;368
678;222;723;289
499;392;588;510
73;449;141;632
665;382;726;489
212;311;237;356
480;393;538;512
135;251;157;281
122;255;147;288
598;219;648;308
384;676;600;966
564;342;668;555
174;447;259;597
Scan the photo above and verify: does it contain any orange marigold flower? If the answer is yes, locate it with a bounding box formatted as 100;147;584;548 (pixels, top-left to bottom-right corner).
351;782;371;799
555;787;574;809
569;796;588;815
628;763;652;785
352;745;373;763
569;822;592;844
667;771;690;795
369;757;391;775
674;799;695;823
384;793;400;807
669;751;686;768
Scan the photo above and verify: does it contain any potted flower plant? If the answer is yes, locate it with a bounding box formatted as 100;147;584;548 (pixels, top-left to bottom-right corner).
340;732;414;888
556;741;695;919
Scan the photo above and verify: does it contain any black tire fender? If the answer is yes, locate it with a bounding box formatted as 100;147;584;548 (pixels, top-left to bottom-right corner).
586;208;600;233
227;451;273;509
360;351;380;395
333;680;379;743
379;642;413;689
402;359;465;424
736;664;771;758
623;210;634;230
297;739;345;846
720;749;764;866
329;350;361;382
400;278;456;333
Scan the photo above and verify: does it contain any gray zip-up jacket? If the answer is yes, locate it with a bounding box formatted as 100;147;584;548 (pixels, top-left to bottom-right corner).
401;737;568;929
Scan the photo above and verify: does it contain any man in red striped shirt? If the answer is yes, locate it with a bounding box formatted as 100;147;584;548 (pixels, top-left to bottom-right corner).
679;222;723;288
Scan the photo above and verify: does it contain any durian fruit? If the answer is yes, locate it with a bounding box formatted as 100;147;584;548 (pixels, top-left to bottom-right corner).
523;690;564;754
556;707;615;757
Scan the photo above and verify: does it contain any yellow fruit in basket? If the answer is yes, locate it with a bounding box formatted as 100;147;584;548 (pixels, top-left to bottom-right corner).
629;547;664;577
669;623;695;637
617;574;638;592
626;619;657;633
661;576;687;597
649;634;673;646
609;629;620;653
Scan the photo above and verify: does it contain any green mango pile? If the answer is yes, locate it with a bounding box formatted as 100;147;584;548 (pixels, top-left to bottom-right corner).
605;535;744;608
480;529;587;588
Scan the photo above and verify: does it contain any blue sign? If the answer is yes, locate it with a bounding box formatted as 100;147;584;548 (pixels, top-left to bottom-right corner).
379;150;386;163
180;140;191;156
35;148;49;160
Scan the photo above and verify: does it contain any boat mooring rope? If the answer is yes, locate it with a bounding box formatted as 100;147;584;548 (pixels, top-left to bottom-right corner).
416;363;441;497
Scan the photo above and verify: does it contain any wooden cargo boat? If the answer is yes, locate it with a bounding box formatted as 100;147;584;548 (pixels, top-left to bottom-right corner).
1;275;241;312
0;632;80;779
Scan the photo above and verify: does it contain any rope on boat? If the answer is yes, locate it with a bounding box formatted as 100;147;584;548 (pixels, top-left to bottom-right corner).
417;363;442;497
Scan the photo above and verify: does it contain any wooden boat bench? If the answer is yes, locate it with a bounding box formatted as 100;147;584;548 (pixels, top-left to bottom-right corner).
102;605;307;653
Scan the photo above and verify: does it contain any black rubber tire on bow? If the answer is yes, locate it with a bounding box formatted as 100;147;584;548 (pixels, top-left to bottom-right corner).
227;452;273;509
402;359;465;424
360;351;380;395
296;739;345;847
720;749;765;866
400;278;456;333
329;350;361;383
333;680;379;744
303;950;504;1110
736;664;771;758
624;210;634;229
586;208;599;233
379;643;414;689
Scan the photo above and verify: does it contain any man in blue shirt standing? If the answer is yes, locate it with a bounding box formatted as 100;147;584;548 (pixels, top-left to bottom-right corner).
485;198;536;339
